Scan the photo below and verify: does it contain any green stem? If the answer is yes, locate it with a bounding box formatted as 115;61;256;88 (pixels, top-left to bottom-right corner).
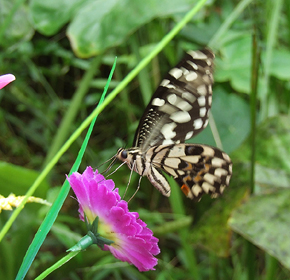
249;34;259;195
14;60;116;280
260;0;283;120
246;29;260;280
246;240;256;280
130;36;152;106
43;55;102;167
34;251;79;280
265;255;278;280
208;0;253;49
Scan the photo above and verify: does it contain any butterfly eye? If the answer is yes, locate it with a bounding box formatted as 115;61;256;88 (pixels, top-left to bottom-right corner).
121;150;127;159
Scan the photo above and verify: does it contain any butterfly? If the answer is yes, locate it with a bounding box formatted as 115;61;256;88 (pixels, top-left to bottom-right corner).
116;49;232;201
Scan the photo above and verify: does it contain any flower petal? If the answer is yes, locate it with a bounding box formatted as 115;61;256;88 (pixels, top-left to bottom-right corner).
68;166;160;271
0;74;15;89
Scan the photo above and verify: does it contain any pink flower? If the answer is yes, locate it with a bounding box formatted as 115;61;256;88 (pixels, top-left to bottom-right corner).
0;74;15;89
67;166;160;271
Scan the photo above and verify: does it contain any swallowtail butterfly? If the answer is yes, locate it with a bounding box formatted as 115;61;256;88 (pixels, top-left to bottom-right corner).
116;49;232;200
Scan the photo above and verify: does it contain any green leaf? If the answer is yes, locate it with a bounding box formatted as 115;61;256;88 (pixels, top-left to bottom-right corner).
215;33;290;94
255;164;290;194
0;161;49;197
190;164;249;257
0;0;34;47
215;33;252;94
229;189;290;270
29;0;85;36
67;0;199;57
269;49;290;80
231;115;290;173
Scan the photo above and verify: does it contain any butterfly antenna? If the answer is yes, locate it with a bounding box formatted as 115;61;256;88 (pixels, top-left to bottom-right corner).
97;153;116;169
128;175;142;203
105;161;127;178
100;154;118;175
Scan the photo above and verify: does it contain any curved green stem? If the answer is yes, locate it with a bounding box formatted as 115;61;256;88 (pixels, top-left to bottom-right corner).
35;251;79;280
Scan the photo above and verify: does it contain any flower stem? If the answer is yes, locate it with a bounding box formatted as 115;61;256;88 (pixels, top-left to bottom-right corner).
67;234;95;252
34;251;79;280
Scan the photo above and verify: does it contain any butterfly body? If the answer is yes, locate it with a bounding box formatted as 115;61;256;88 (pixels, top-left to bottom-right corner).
116;49;232;200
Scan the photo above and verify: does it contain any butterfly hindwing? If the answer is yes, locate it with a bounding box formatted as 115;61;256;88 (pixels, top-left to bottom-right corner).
146;144;232;200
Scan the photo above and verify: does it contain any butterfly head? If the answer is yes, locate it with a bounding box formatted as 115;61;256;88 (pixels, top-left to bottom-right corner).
116;147;142;172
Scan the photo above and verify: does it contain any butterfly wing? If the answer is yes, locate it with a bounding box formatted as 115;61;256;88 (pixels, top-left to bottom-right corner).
148;144;232;200
133;49;215;152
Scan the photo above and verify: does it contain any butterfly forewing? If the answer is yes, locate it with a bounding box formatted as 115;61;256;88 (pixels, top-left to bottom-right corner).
133;49;215;151
116;49;232;201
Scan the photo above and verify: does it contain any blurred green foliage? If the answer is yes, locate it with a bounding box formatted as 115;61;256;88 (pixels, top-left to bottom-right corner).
1;0;290;279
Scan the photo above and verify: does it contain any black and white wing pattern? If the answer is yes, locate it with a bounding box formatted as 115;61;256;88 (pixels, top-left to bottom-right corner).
116;49;232;201
133;49;214;151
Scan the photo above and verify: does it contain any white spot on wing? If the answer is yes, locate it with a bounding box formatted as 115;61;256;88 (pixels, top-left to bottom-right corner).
181;67;189;75
206;59;212;66
160;79;170;86
197;96;206;107
186;60;198;70
166;94;192;111
214;168;228;176
197;84;207;95
182;91;196;103
200;107;207;117
170;111;191;123
187;50;207;60
163;165;178;177
222;153;231;162
193;118;203;129
203;74;212;84
192;184;202;196
160;79;175;89
159;104;177;115
203;119;209;128
164;158;181;168
169;68;182;79
162;139;175;145
212;158;226;167
167;145;186;157
167;94;177;105
204;173;217;185
161;122;177;139
185;71;198;81
226;175;231;185
187;191;194;199
202;182;215;193
202;146;215;157
176;100;192;111
152;98;165;107
185;131;193;140
208;95;212;105
181;155;200;163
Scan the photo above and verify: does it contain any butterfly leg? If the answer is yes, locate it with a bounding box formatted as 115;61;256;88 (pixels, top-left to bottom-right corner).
128;175;143;202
